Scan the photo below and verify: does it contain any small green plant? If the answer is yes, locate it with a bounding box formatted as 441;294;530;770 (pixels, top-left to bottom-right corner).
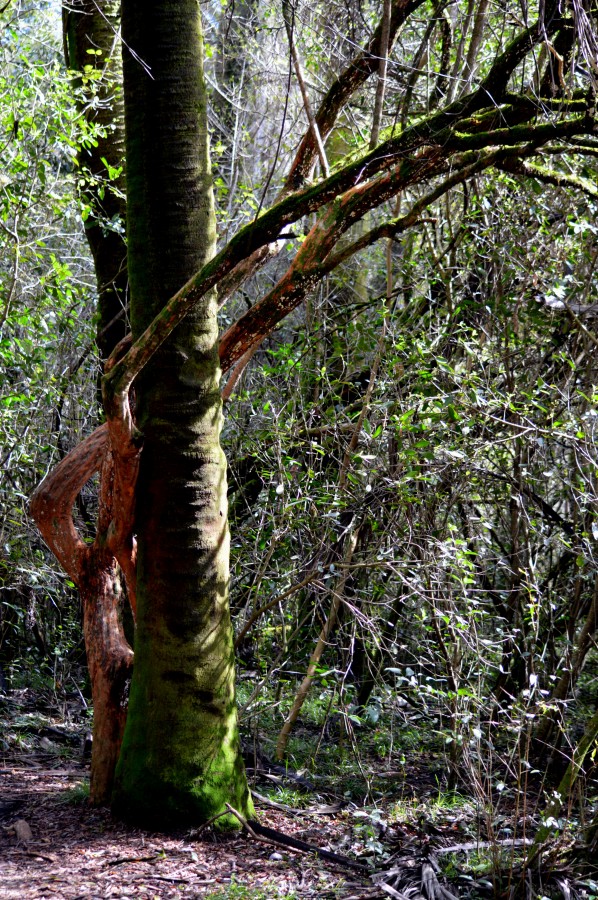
389;791;481;842
440;846;526;881
352;807;390;861
204;877;296;899
260;785;309;808
58;781;90;805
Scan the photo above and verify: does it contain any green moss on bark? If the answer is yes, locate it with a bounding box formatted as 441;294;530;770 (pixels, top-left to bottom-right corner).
112;0;252;828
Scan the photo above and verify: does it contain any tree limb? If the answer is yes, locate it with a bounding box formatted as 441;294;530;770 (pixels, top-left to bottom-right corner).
30;424;108;583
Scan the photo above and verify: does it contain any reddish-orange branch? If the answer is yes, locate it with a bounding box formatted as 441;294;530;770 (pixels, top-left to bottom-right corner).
30;423;108;583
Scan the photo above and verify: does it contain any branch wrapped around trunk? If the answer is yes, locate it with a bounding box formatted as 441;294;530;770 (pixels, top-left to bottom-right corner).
30;421;136;804
30;423;108;583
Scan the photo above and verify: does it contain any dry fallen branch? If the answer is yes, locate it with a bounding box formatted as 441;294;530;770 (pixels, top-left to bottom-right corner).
224;803;369;872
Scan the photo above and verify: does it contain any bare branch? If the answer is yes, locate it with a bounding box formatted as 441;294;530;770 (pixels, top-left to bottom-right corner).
30;424;108;583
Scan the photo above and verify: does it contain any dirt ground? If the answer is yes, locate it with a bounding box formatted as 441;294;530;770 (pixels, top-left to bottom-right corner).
6;692;593;899
0;763;387;900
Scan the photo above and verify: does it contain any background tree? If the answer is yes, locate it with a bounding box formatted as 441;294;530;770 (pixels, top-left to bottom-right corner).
28;0;133;805
62;0;127;364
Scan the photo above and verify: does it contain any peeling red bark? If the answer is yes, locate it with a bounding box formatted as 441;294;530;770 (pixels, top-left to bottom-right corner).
30;419;138;804
81;551;133;803
30;425;108;582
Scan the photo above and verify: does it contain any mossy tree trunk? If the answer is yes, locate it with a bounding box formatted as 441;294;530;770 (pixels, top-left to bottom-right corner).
111;0;253;828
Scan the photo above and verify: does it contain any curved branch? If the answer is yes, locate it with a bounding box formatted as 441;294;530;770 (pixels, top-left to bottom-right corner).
104;98;590;421
498;156;598;201
285;0;427;188
219;143;545;372
30;423;108;583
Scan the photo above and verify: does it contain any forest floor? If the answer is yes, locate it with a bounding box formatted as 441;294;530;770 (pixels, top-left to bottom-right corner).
0;762;381;899
0;688;451;900
2;689;597;900
0;687;423;900
0;758;440;900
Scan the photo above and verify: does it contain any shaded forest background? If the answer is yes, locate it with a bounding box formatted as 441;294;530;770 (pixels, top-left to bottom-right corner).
1;0;598;893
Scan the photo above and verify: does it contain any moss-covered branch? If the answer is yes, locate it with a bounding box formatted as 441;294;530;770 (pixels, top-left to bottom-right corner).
498;157;598;201
220;144;541;374
105;106;592;422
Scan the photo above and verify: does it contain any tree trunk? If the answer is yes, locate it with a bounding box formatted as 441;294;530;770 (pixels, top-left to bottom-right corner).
62;0;128;362
29;426;136;804
111;0;252;828
60;1;132;804
81;551;133;803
